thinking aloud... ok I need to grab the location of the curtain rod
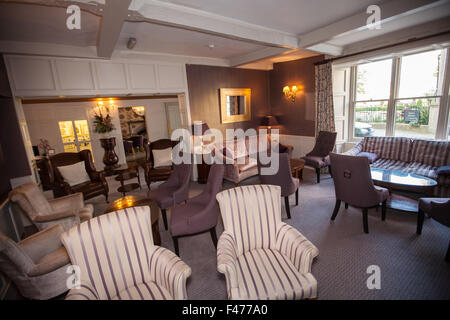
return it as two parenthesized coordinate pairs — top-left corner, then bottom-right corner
(313, 30), (450, 66)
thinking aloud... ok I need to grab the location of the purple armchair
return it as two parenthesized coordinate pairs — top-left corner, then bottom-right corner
(417, 198), (450, 262)
(329, 153), (388, 233)
(147, 163), (192, 230)
(302, 131), (337, 183)
(170, 164), (224, 256)
(258, 152), (299, 219)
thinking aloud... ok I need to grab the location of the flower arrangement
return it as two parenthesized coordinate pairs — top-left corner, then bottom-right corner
(38, 139), (51, 156)
(93, 102), (115, 134)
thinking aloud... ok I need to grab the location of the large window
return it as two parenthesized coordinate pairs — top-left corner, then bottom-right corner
(58, 120), (93, 154)
(349, 48), (449, 140)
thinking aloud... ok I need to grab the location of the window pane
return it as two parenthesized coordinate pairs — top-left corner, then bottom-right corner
(394, 98), (439, 139)
(354, 101), (388, 137)
(74, 120), (91, 142)
(79, 142), (93, 156)
(356, 59), (392, 101)
(398, 49), (445, 98)
(63, 144), (78, 153)
(58, 121), (75, 143)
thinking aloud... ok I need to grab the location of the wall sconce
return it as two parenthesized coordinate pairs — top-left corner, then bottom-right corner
(132, 106), (145, 116)
(283, 85), (298, 102)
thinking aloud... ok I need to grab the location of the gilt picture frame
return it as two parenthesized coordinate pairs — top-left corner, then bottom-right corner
(219, 88), (251, 123)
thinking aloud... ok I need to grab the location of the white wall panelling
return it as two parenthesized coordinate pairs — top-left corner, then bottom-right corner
(5, 55), (188, 97)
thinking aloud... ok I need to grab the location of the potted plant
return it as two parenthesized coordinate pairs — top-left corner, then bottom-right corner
(94, 103), (119, 172)
(38, 139), (52, 156)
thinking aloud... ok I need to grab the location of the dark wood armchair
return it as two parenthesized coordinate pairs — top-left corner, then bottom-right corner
(143, 139), (179, 189)
(46, 150), (109, 202)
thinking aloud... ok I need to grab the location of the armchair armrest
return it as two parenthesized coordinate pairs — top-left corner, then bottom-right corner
(149, 246), (191, 300)
(217, 231), (240, 299)
(343, 139), (364, 156)
(33, 210), (80, 231)
(18, 224), (65, 263)
(49, 192), (84, 213)
(90, 170), (106, 182)
(276, 223), (319, 274)
(65, 282), (99, 300)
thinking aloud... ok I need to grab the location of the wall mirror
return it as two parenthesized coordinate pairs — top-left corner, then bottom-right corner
(220, 88), (251, 123)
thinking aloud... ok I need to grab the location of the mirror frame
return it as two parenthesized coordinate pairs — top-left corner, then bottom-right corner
(219, 88), (251, 123)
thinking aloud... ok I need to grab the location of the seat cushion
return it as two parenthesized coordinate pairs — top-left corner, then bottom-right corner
(371, 158), (409, 171)
(111, 282), (173, 300)
(302, 156), (328, 169)
(418, 198), (450, 213)
(405, 162), (438, 179)
(237, 158), (257, 172)
(234, 248), (317, 300)
(71, 181), (104, 194)
(374, 186), (389, 203)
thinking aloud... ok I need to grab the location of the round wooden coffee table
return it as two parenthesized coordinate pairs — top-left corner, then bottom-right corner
(103, 195), (161, 245)
(290, 158), (305, 182)
(114, 165), (141, 197)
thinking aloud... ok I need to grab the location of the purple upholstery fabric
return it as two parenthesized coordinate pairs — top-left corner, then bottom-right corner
(418, 198), (450, 227)
(170, 164), (225, 237)
(258, 152), (298, 197)
(357, 152), (379, 164)
(147, 163), (192, 209)
(301, 131), (337, 169)
(330, 153), (388, 208)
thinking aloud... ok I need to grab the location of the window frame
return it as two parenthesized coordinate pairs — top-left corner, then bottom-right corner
(58, 119), (93, 153)
(347, 47), (450, 142)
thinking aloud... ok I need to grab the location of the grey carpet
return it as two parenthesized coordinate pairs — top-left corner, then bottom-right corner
(86, 167), (450, 300)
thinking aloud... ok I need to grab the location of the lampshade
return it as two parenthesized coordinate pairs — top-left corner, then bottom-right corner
(260, 115), (279, 127)
(192, 121), (210, 136)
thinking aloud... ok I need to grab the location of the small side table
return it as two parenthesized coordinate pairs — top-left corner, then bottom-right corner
(115, 165), (141, 196)
(103, 195), (161, 245)
(290, 158), (305, 182)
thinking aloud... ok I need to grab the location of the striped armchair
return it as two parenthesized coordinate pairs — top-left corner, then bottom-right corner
(61, 206), (191, 300)
(216, 185), (319, 300)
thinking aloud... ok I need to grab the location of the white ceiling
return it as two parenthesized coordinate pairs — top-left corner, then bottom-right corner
(156, 0), (384, 34)
(0, 0), (449, 69)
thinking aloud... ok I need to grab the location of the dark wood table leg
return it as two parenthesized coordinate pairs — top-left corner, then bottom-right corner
(152, 221), (161, 246)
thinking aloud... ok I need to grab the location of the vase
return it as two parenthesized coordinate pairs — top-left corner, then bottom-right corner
(100, 137), (119, 175)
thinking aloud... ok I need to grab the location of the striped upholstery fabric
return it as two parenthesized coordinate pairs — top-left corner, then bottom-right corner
(216, 185), (319, 300)
(411, 140), (450, 167)
(362, 137), (412, 162)
(62, 206), (191, 300)
(371, 159), (410, 171)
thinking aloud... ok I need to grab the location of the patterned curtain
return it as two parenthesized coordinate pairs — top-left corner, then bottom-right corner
(315, 62), (335, 135)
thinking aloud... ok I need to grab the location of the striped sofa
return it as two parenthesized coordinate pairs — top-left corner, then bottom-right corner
(345, 137), (450, 196)
(61, 206), (191, 300)
(216, 185), (319, 300)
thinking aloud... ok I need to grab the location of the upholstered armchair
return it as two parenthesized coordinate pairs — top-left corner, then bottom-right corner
(148, 163), (192, 230)
(417, 198), (450, 262)
(302, 131), (337, 183)
(9, 182), (93, 231)
(216, 185), (319, 300)
(329, 153), (388, 233)
(0, 224), (70, 300)
(47, 150), (109, 202)
(62, 207), (191, 300)
(170, 164), (224, 256)
(258, 152), (299, 219)
(143, 139), (179, 189)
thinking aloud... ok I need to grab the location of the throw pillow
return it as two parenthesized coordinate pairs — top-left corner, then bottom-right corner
(357, 152), (379, 164)
(57, 161), (90, 186)
(153, 147), (173, 168)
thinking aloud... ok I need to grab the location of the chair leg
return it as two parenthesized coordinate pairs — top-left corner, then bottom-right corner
(316, 168), (321, 183)
(284, 196), (291, 219)
(417, 209), (425, 235)
(210, 227), (218, 249)
(328, 165), (332, 177)
(331, 200), (341, 220)
(362, 208), (369, 234)
(445, 241), (450, 263)
(299, 168), (303, 180)
(105, 193), (109, 203)
(295, 188), (299, 206)
(345, 202), (349, 209)
(381, 200), (387, 221)
(172, 237), (179, 256)
(161, 209), (168, 230)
